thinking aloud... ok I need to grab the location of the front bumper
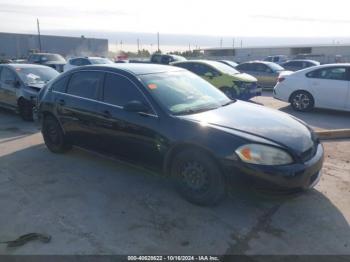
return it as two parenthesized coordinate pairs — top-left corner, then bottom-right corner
(222, 143), (324, 190)
(239, 87), (262, 100)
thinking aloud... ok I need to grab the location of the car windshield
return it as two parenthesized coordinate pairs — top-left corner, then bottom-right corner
(140, 70), (231, 115)
(89, 58), (113, 64)
(16, 67), (59, 84)
(268, 62), (284, 71)
(222, 60), (238, 67)
(205, 60), (240, 74)
(172, 55), (187, 62)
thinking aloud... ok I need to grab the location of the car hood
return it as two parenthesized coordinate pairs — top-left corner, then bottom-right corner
(27, 83), (46, 90)
(231, 72), (257, 82)
(178, 101), (314, 153)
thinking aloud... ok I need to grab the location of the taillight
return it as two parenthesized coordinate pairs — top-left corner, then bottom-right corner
(277, 77), (285, 83)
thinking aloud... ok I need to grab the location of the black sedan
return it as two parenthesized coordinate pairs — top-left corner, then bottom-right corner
(37, 64), (324, 205)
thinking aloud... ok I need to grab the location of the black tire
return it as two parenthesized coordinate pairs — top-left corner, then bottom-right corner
(42, 115), (72, 153)
(171, 149), (226, 206)
(18, 99), (34, 121)
(220, 86), (238, 100)
(290, 91), (314, 112)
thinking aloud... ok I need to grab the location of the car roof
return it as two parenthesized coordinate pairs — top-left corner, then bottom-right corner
(74, 63), (183, 76)
(309, 63), (350, 68)
(284, 59), (320, 63)
(1, 63), (53, 69)
(219, 60), (237, 63)
(291, 63), (350, 75)
(30, 53), (60, 56)
(239, 60), (276, 66)
(173, 59), (217, 66)
(70, 57), (106, 60)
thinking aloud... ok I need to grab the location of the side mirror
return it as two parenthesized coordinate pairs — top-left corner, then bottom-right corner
(124, 100), (150, 113)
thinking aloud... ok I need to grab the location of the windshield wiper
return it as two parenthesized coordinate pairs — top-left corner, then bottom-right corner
(221, 100), (236, 107)
(175, 106), (219, 115)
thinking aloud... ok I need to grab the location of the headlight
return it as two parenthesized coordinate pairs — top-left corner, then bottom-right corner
(235, 144), (293, 165)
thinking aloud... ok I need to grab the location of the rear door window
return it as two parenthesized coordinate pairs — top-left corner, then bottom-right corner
(0, 68), (16, 82)
(67, 71), (104, 99)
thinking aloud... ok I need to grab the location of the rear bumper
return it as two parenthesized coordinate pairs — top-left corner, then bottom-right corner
(222, 143), (324, 190)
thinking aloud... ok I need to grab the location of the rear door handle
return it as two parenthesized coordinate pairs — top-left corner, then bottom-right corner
(101, 110), (111, 118)
(58, 99), (65, 106)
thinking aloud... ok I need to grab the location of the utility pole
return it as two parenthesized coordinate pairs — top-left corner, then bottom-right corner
(232, 38), (235, 49)
(240, 40), (243, 48)
(137, 38), (140, 53)
(220, 38), (223, 48)
(120, 40), (123, 51)
(157, 32), (160, 53)
(37, 18), (42, 52)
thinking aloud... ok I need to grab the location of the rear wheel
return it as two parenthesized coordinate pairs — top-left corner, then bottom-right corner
(42, 115), (72, 153)
(220, 86), (238, 100)
(18, 99), (34, 121)
(290, 91), (314, 112)
(171, 149), (226, 206)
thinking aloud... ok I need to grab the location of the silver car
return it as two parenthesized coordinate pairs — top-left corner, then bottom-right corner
(236, 61), (285, 88)
(280, 59), (320, 72)
(0, 64), (59, 120)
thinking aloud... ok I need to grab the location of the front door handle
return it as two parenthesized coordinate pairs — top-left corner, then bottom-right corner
(58, 99), (65, 106)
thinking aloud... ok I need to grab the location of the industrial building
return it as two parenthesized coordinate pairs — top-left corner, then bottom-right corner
(202, 44), (350, 64)
(0, 32), (108, 59)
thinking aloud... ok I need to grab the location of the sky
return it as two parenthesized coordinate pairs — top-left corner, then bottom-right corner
(1, 0), (350, 51)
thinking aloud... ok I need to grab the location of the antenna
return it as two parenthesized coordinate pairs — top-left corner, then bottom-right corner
(157, 32), (160, 52)
(37, 18), (42, 52)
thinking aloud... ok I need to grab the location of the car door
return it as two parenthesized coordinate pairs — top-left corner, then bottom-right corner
(0, 67), (19, 107)
(95, 72), (163, 169)
(307, 66), (349, 109)
(55, 70), (104, 147)
(256, 63), (277, 88)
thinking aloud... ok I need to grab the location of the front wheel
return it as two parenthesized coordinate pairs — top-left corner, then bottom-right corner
(290, 91), (314, 112)
(171, 149), (226, 206)
(42, 115), (72, 153)
(18, 99), (34, 121)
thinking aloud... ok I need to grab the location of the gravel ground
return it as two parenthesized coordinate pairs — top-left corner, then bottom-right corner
(0, 95), (349, 255)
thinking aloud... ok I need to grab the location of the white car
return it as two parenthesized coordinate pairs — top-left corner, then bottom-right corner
(274, 64), (350, 112)
(64, 57), (113, 71)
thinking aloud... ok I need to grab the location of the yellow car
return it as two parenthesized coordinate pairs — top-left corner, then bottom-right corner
(172, 60), (261, 100)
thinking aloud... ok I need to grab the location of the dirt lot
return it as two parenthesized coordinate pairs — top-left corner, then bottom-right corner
(0, 93), (349, 255)
(252, 92), (350, 131)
